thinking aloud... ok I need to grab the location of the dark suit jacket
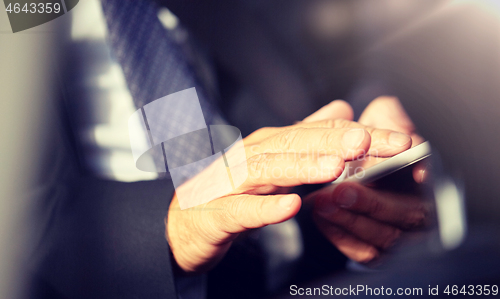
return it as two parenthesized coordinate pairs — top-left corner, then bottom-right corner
(29, 99), (178, 298)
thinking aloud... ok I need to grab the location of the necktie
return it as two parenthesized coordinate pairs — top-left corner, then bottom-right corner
(100, 2), (225, 298)
(101, 0), (225, 179)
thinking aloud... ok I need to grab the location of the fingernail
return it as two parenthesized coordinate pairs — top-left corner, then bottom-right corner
(279, 195), (296, 210)
(336, 188), (357, 208)
(388, 132), (411, 147)
(317, 155), (342, 175)
(342, 129), (366, 149)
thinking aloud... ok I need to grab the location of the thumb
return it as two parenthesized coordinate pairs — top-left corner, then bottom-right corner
(211, 193), (301, 234)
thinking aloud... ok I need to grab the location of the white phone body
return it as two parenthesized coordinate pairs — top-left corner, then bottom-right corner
(332, 141), (432, 185)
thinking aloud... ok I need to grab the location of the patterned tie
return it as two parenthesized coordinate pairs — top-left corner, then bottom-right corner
(101, 0), (226, 179)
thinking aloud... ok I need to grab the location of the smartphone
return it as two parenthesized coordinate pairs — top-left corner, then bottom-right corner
(332, 141), (432, 185)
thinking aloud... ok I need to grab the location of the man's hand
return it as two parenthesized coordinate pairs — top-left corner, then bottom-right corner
(308, 181), (433, 262)
(308, 96), (433, 263)
(166, 100), (412, 274)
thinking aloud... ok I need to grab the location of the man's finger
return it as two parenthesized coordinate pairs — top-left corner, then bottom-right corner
(315, 182), (432, 229)
(314, 205), (402, 250)
(314, 221), (379, 263)
(412, 160), (431, 184)
(233, 153), (344, 194)
(209, 193), (301, 235)
(258, 124), (411, 160)
(302, 100), (354, 123)
(259, 127), (370, 160)
(245, 118), (354, 144)
(248, 119), (411, 159)
(327, 118), (413, 157)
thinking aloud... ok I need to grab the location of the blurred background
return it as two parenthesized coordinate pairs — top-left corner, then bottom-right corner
(1, 0), (500, 298)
